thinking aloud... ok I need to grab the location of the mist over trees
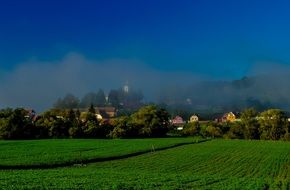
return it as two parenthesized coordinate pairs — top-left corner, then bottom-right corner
(53, 87), (144, 111)
(53, 94), (80, 110)
(158, 75), (290, 115)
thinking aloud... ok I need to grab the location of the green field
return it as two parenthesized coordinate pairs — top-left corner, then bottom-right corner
(1, 139), (290, 189)
(0, 138), (198, 168)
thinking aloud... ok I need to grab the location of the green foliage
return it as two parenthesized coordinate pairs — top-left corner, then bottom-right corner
(258, 109), (288, 140)
(83, 120), (99, 137)
(109, 106), (170, 138)
(182, 122), (200, 136)
(129, 105), (170, 137)
(240, 108), (259, 139)
(219, 122), (231, 135)
(88, 104), (96, 114)
(48, 118), (68, 138)
(2, 106), (290, 141)
(53, 93), (80, 109)
(109, 116), (132, 138)
(0, 108), (34, 139)
(201, 122), (222, 138)
(227, 122), (244, 139)
(0, 108), (13, 118)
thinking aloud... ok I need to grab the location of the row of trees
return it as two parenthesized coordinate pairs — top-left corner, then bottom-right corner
(0, 105), (170, 140)
(1, 106), (289, 141)
(54, 88), (143, 110)
(181, 108), (290, 141)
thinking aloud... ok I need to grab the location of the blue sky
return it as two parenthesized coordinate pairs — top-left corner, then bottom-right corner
(1, 0), (290, 78)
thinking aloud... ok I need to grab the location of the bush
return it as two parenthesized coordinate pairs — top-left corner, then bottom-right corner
(227, 122), (244, 139)
(203, 122), (222, 138)
(182, 122), (200, 136)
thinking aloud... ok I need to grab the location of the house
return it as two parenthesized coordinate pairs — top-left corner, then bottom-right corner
(25, 109), (38, 122)
(75, 106), (116, 121)
(171, 116), (185, 126)
(189, 115), (199, 123)
(221, 112), (237, 122)
(171, 115), (185, 130)
(95, 107), (116, 118)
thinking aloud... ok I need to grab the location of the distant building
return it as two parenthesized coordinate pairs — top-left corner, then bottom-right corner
(123, 81), (129, 93)
(189, 115), (199, 123)
(96, 107), (116, 118)
(25, 109), (38, 122)
(171, 116), (185, 126)
(96, 114), (103, 120)
(75, 106), (116, 120)
(171, 115), (185, 131)
(221, 112), (237, 122)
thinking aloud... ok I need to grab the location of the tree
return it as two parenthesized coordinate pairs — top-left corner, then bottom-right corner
(120, 88), (144, 109)
(258, 109), (288, 140)
(227, 122), (244, 139)
(88, 104), (96, 114)
(54, 93), (80, 109)
(108, 90), (120, 108)
(203, 122), (222, 138)
(75, 109), (81, 120)
(0, 108), (33, 139)
(0, 118), (10, 139)
(240, 108), (259, 139)
(65, 109), (83, 138)
(83, 120), (99, 138)
(109, 116), (131, 138)
(80, 92), (98, 108)
(0, 108), (13, 118)
(183, 122), (200, 136)
(96, 89), (107, 106)
(49, 118), (67, 138)
(129, 105), (170, 137)
(35, 109), (70, 138)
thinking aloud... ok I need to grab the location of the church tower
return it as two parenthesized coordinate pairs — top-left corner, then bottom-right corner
(123, 81), (129, 93)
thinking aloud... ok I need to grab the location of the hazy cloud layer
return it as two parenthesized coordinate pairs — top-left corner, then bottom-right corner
(1, 53), (290, 112)
(0, 53), (203, 111)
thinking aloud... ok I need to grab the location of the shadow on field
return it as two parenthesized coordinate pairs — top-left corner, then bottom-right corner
(0, 139), (210, 170)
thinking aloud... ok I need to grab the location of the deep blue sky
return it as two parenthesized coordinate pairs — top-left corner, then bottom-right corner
(1, 0), (290, 78)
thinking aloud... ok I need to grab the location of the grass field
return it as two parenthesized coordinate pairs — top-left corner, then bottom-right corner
(1, 139), (290, 189)
(0, 138), (199, 168)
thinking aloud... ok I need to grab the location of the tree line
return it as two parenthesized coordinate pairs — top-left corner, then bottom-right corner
(181, 108), (290, 141)
(0, 105), (170, 140)
(54, 88), (143, 110)
(1, 106), (290, 141)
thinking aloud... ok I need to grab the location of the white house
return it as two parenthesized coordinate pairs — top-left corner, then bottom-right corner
(189, 115), (199, 122)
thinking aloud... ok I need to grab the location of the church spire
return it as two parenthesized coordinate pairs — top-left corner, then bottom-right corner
(123, 81), (129, 93)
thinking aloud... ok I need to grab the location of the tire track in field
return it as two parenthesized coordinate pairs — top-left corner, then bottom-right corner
(0, 139), (211, 170)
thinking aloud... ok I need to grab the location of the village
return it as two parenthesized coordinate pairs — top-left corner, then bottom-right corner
(22, 83), (290, 134)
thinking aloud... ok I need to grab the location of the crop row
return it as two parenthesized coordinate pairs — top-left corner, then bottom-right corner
(1, 139), (290, 189)
(0, 138), (198, 168)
